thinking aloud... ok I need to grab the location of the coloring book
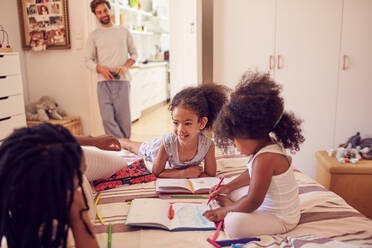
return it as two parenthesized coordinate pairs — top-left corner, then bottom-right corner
(156, 177), (221, 194)
(125, 198), (216, 231)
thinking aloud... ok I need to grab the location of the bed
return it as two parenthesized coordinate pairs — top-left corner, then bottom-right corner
(92, 149), (372, 248)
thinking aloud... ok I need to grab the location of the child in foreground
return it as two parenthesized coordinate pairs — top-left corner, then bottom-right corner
(0, 124), (99, 248)
(120, 83), (228, 178)
(203, 72), (305, 238)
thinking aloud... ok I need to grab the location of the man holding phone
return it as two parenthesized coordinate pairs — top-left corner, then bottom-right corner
(85, 0), (137, 139)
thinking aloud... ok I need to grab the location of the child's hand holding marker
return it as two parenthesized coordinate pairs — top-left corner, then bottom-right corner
(207, 176), (225, 206)
(209, 184), (230, 199)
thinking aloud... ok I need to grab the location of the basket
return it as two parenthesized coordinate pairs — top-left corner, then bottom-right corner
(27, 116), (83, 136)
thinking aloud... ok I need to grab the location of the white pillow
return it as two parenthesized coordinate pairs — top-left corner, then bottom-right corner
(82, 146), (128, 181)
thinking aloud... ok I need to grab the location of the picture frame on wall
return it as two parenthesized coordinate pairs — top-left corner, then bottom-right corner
(17, 0), (71, 51)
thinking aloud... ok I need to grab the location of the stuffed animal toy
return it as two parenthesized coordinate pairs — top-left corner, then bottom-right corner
(26, 96), (67, 121)
(360, 138), (372, 159)
(328, 132), (371, 163)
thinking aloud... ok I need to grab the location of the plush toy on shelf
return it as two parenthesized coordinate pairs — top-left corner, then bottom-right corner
(327, 132), (371, 163)
(26, 96), (67, 122)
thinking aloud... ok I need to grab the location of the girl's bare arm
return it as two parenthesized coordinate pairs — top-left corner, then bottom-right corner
(203, 143), (217, 177)
(227, 155), (275, 213)
(69, 188), (99, 248)
(152, 143), (202, 178)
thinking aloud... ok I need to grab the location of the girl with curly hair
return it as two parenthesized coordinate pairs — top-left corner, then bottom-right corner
(120, 83), (228, 178)
(203, 72), (305, 238)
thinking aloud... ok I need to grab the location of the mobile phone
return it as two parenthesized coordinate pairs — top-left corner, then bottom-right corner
(110, 72), (120, 80)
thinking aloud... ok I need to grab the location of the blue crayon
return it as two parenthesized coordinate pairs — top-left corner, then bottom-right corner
(231, 244), (244, 248)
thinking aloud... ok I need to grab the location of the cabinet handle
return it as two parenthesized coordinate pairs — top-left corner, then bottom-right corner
(342, 55), (349, 70)
(0, 96), (9, 101)
(0, 76), (7, 79)
(277, 55), (282, 69)
(0, 116), (11, 122)
(190, 22), (195, 33)
(269, 55), (275, 70)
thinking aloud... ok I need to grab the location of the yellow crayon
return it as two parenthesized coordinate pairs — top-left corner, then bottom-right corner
(96, 210), (105, 225)
(94, 192), (102, 206)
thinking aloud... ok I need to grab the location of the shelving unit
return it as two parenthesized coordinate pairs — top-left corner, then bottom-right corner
(110, 0), (170, 63)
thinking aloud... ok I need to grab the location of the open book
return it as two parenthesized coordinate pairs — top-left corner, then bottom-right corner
(156, 177), (221, 194)
(125, 198), (216, 231)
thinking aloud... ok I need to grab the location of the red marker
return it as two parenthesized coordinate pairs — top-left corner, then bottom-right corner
(168, 203), (174, 220)
(207, 176), (225, 206)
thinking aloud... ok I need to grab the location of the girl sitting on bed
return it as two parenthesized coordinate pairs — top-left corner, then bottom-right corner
(203, 72), (305, 238)
(0, 124), (99, 248)
(120, 83), (228, 178)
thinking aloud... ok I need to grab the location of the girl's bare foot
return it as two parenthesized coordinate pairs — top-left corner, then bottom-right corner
(215, 195), (234, 207)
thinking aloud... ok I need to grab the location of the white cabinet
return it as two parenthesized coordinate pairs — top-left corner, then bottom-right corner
(129, 63), (168, 121)
(214, 0), (277, 87)
(0, 53), (26, 141)
(214, 0), (371, 178)
(170, 0), (202, 98)
(334, 0), (372, 144)
(274, 0), (343, 178)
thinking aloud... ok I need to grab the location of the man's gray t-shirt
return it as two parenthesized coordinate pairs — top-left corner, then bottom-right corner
(85, 26), (138, 82)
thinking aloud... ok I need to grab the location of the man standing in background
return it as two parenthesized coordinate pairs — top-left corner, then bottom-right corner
(86, 0), (137, 138)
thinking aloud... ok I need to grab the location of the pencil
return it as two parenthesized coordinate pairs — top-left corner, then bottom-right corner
(170, 194), (209, 198)
(107, 223), (112, 248)
(96, 210), (105, 225)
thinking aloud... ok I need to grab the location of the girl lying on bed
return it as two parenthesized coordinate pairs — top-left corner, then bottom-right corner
(203, 72), (305, 238)
(0, 124), (99, 248)
(120, 83), (228, 178)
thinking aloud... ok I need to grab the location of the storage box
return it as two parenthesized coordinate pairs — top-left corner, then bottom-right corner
(27, 116), (83, 136)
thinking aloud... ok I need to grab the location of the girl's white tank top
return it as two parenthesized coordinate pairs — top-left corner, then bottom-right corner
(247, 143), (300, 225)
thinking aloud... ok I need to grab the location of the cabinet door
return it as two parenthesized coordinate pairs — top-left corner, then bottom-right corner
(275, 0), (343, 177)
(334, 0), (372, 144)
(170, 0), (201, 98)
(213, 0), (276, 88)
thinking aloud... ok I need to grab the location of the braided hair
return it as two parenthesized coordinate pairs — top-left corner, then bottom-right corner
(0, 123), (92, 248)
(169, 83), (229, 130)
(214, 71), (305, 153)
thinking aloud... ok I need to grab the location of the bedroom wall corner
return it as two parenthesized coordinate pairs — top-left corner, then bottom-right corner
(22, 0), (95, 135)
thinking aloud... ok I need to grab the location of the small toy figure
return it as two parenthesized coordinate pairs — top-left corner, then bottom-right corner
(328, 132), (370, 163)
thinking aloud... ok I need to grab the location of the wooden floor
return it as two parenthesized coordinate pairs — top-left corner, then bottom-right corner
(130, 103), (172, 142)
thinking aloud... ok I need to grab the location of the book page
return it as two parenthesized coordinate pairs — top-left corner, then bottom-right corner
(170, 203), (216, 231)
(125, 199), (171, 230)
(190, 177), (220, 192)
(156, 178), (190, 193)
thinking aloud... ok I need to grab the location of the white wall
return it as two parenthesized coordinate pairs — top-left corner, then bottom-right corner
(1, 0), (102, 135)
(0, 0), (29, 103)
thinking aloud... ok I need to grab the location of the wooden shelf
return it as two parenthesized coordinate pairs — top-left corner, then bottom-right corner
(130, 30), (154, 35)
(119, 5), (153, 16)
